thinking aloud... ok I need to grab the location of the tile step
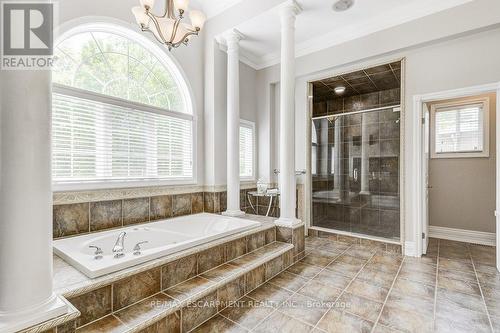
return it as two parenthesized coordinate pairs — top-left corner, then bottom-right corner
(76, 241), (294, 333)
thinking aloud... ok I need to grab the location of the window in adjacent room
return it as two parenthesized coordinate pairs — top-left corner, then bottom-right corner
(431, 97), (489, 158)
(240, 120), (255, 180)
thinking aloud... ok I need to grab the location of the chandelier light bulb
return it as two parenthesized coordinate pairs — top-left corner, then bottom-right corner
(140, 0), (155, 10)
(131, 6), (149, 26)
(174, 0), (190, 13)
(189, 10), (206, 30)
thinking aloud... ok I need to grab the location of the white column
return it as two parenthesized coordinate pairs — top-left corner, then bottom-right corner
(223, 30), (245, 217)
(276, 1), (302, 226)
(0, 70), (67, 332)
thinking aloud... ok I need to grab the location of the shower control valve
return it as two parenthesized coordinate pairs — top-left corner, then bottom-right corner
(133, 241), (149, 255)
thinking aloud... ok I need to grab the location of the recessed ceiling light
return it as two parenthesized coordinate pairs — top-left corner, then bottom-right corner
(333, 0), (354, 12)
(334, 86), (346, 95)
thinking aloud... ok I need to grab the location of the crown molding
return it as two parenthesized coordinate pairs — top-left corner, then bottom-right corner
(221, 0), (476, 70)
(238, 48), (262, 69)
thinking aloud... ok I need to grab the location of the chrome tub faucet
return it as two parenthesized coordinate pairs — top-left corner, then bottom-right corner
(112, 232), (127, 258)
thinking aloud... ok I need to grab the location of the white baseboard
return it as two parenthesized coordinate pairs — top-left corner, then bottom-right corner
(404, 241), (418, 257)
(429, 226), (495, 246)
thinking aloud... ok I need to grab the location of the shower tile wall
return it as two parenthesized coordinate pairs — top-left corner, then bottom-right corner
(312, 88), (401, 240)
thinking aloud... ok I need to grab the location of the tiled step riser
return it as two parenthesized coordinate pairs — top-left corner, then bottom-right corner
(136, 249), (295, 333)
(66, 227), (277, 331)
(73, 243), (294, 333)
(276, 224), (306, 261)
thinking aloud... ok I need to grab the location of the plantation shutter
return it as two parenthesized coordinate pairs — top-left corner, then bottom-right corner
(239, 123), (254, 178)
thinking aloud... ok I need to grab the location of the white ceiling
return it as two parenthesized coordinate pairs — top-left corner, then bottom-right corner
(192, 0), (245, 18)
(215, 0), (474, 69)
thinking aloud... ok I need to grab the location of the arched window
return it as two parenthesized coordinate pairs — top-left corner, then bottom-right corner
(52, 23), (195, 190)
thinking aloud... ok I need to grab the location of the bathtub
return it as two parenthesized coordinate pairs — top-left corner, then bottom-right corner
(53, 213), (261, 278)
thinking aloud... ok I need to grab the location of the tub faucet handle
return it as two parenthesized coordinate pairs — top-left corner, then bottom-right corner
(89, 245), (103, 260)
(133, 241), (148, 256)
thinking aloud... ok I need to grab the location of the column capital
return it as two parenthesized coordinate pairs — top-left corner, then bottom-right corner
(280, 0), (302, 20)
(224, 29), (244, 51)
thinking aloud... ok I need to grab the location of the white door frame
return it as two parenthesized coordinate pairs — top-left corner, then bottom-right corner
(413, 82), (500, 268)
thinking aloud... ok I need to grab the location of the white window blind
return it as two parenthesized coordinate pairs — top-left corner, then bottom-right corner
(52, 93), (193, 184)
(239, 122), (255, 179)
(51, 26), (196, 189)
(435, 103), (484, 154)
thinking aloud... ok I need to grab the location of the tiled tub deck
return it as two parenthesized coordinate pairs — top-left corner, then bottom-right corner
(28, 215), (305, 333)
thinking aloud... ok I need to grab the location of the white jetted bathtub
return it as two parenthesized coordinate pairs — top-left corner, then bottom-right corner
(53, 213), (261, 278)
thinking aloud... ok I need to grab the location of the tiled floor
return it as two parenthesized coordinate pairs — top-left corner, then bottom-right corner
(190, 236), (500, 333)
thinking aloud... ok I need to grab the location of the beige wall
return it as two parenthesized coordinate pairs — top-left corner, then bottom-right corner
(428, 93), (496, 233)
(255, 1), (500, 242)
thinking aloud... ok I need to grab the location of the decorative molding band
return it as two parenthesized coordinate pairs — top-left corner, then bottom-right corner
(202, 182), (257, 193)
(54, 182), (257, 205)
(429, 226), (496, 246)
(53, 185), (205, 205)
(404, 241), (417, 257)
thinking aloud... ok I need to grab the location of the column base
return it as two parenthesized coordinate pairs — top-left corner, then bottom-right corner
(222, 210), (246, 217)
(275, 217), (303, 227)
(0, 294), (68, 333)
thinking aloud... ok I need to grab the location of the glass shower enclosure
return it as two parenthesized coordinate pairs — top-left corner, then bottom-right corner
(311, 106), (401, 241)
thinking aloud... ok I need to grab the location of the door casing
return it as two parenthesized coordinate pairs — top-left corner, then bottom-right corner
(413, 82), (500, 269)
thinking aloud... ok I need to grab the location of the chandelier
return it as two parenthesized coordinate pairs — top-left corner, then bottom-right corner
(132, 0), (206, 50)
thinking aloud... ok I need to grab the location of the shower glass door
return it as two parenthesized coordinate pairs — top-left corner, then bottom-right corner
(311, 107), (400, 241)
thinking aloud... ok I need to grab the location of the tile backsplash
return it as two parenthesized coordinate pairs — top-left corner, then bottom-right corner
(52, 188), (274, 239)
(52, 185), (307, 239)
(54, 192), (203, 239)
